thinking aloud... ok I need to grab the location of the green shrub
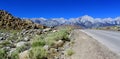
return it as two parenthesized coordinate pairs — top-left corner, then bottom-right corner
(66, 49), (74, 56)
(31, 29), (70, 47)
(29, 47), (48, 59)
(16, 45), (28, 53)
(30, 28), (70, 59)
(0, 45), (3, 48)
(0, 40), (11, 47)
(56, 29), (69, 41)
(11, 51), (19, 59)
(45, 37), (56, 46)
(32, 39), (46, 47)
(46, 29), (69, 41)
(7, 36), (17, 41)
(42, 29), (69, 46)
(0, 49), (6, 59)
(31, 35), (46, 47)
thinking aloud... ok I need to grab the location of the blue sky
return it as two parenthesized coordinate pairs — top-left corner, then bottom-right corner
(0, 0), (120, 18)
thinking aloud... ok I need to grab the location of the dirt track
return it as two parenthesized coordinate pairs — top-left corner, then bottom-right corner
(69, 29), (120, 59)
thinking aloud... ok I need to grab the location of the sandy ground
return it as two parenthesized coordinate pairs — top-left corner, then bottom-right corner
(69, 29), (120, 59)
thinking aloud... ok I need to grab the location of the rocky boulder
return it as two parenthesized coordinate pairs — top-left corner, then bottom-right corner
(19, 50), (29, 59)
(53, 40), (64, 48)
(16, 41), (26, 47)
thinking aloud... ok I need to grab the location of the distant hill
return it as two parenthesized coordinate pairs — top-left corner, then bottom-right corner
(0, 10), (45, 30)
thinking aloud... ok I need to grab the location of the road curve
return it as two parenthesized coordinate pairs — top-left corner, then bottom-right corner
(81, 29), (120, 55)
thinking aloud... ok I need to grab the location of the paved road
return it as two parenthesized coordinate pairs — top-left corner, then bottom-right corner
(70, 30), (120, 59)
(81, 29), (120, 54)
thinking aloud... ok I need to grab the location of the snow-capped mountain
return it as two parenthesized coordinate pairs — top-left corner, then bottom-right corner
(25, 15), (120, 28)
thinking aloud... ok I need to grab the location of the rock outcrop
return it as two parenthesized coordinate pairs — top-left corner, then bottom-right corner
(0, 10), (45, 30)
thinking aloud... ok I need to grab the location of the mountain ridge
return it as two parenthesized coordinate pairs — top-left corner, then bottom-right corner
(26, 15), (120, 28)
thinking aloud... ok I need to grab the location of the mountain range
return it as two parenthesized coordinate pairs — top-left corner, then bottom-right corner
(1, 10), (120, 28)
(25, 15), (120, 28)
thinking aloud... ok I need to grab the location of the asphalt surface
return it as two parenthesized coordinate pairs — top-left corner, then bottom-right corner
(70, 30), (120, 59)
(81, 29), (120, 55)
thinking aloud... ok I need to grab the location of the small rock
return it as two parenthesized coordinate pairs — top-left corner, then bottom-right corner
(54, 56), (59, 59)
(5, 47), (11, 50)
(2, 47), (11, 52)
(16, 41), (26, 47)
(54, 40), (64, 48)
(5, 33), (10, 37)
(60, 55), (65, 59)
(49, 48), (58, 53)
(0, 37), (4, 40)
(43, 28), (51, 32)
(43, 45), (49, 51)
(21, 29), (42, 35)
(52, 30), (57, 32)
(35, 29), (42, 35)
(24, 36), (30, 41)
(21, 29), (26, 35)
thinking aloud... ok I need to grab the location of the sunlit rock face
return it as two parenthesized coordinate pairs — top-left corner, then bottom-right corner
(0, 10), (45, 30)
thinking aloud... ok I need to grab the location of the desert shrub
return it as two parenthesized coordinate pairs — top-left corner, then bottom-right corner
(66, 49), (74, 56)
(10, 44), (29, 59)
(29, 29), (71, 59)
(10, 30), (20, 35)
(0, 49), (7, 59)
(29, 47), (47, 59)
(31, 29), (70, 47)
(7, 36), (17, 41)
(0, 45), (3, 48)
(46, 29), (69, 41)
(7, 30), (22, 42)
(0, 40), (15, 48)
(45, 37), (56, 46)
(55, 29), (69, 41)
(32, 39), (46, 47)
(11, 50), (19, 59)
(42, 29), (69, 46)
(30, 35), (48, 59)
(16, 45), (29, 53)
(31, 35), (46, 47)
(0, 40), (11, 47)
(0, 29), (11, 33)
